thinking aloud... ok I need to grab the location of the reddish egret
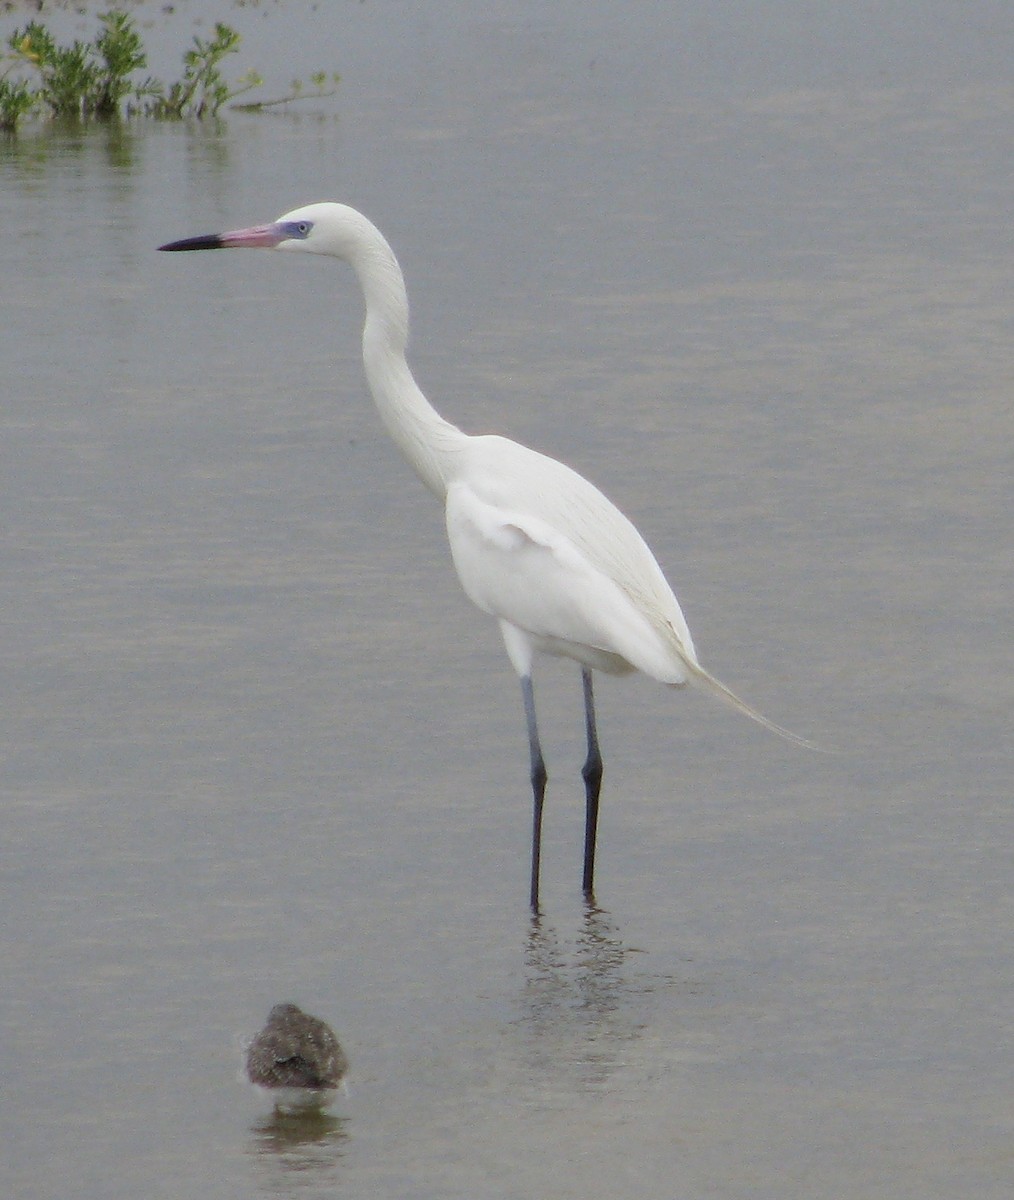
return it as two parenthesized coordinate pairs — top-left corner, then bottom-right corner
(160, 202), (809, 908)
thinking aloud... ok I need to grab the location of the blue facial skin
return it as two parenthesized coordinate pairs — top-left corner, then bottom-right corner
(278, 220), (313, 241)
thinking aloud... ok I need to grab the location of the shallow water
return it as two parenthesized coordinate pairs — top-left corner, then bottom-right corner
(2, 3), (1012, 1198)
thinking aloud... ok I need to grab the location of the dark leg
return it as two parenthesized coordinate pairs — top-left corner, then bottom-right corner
(521, 674), (547, 911)
(581, 668), (603, 897)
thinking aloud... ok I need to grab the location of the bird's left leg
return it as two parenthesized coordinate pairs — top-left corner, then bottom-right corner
(521, 674), (548, 911)
(580, 667), (603, 896)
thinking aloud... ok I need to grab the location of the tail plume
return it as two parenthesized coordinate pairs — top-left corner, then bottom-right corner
(683, 660), (823, 751)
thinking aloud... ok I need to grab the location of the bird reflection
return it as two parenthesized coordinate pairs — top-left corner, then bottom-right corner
(251, 1108), (348, 1152)
(248, 1109), (349, 1188)
(519, 903), (645, 1088)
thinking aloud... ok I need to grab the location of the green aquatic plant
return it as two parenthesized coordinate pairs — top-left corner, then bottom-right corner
(8, 21), (99, 118)
(146, 22), (261, 120)
(2, 31), (42, 130)
(0, 76), (36, 132)
(0, 9), (339, 132)
(232, 71), (342, 112)
(6, 13), (145, 118)
(4, 14), (147, 122)
(92, 9), (148, 117)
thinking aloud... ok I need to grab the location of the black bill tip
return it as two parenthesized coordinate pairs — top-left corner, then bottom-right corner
(157, 234), (225, 252)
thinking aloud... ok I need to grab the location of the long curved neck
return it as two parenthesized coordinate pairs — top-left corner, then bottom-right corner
(348, 230), (466, 500)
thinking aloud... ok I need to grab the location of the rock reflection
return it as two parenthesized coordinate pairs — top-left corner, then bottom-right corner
(248, 1109), (348, 1191)
(519, 903), (647, 1089)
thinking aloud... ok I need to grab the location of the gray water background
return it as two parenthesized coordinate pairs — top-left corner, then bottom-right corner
(1, 2), (1011, 1197)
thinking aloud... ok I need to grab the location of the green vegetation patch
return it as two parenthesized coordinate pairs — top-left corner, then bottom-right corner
(1, 8), (339, 131)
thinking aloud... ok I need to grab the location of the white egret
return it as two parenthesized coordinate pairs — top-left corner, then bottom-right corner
(245, 1002), (348, 1113)
(160, 202), (809, 909)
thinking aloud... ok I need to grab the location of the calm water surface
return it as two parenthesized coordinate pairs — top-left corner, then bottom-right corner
(2, 3), (1012, 1197)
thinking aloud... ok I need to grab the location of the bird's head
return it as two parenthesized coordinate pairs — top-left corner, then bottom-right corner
(158, 201), (372, 261)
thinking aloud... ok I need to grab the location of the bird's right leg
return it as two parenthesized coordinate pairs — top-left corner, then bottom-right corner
(520, 674), (547, 911)
(580, 667), (603, 898)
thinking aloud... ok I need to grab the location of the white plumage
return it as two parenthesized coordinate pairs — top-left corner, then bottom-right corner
(160, 201), (809, 908)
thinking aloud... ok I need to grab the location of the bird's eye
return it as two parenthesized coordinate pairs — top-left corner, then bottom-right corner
(280, 220), (313, 241)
